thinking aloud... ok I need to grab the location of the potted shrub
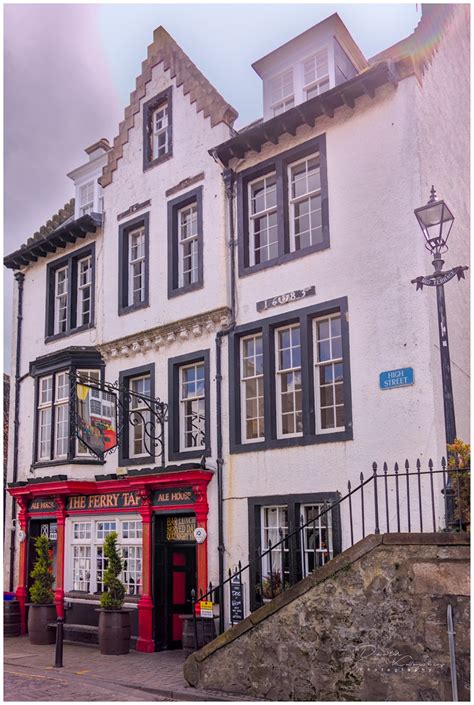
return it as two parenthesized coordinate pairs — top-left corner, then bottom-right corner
(448, 439), (470, 530)
(97, 532), (131, 655)
(28, 534), (56, 645)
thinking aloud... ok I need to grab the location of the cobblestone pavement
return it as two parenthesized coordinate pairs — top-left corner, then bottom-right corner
(3, 637), (242, 702)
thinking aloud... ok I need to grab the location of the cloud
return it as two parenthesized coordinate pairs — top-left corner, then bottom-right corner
(4, 4), (122, 369)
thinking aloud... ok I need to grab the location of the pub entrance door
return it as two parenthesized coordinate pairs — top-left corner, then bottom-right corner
(26, 519), (58, 615)
(153, 514), (197, 650)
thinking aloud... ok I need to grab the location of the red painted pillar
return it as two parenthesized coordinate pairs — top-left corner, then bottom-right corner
(54, 497), (66, 619)
(136, 491), (154, 653)
(15, 498), (28, 634)
(194, 483), (209, 596)
(196, 510), (208, 596)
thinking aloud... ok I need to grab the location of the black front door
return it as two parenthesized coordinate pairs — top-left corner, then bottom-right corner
(153, 515), (196, 650)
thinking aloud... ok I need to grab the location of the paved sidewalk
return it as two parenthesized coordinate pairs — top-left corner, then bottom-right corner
(3, 636), (251, 702)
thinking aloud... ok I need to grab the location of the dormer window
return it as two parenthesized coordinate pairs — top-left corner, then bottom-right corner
(79, 181), (95, 216)
(270, 69), (294, 116)
(303, 49), (330, 100)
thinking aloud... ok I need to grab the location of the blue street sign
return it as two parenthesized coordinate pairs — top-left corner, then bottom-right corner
(379, 367), (414, 390)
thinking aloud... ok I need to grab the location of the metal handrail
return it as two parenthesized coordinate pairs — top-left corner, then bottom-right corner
(192, 459), (469, 620)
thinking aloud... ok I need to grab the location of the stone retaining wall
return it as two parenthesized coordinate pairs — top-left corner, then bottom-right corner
(184, 533), (470, 701)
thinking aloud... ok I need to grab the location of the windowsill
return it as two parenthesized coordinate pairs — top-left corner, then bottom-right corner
(168, 280), (203, 299)
(230, 429), (353, 454)
(168, 446), (211, 462)
(32, 458), (106, 469)
(118, 300), (149, 316)
(241, 240), (330, 277)
(143, 151), (173, 172)
(65, 591), (140, 604)
(45, 323), (95, 344)
(119, 454), (155, 467)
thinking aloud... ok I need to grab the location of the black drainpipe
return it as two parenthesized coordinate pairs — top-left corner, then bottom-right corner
(9, 271), (25, 592)
(215, 167), (236, 634)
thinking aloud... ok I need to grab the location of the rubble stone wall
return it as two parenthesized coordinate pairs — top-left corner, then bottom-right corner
(184, 533), (470, 701)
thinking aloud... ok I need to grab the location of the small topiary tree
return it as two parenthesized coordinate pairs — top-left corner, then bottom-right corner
(100, 531), (125, 610)
(29, 534), (55, 604)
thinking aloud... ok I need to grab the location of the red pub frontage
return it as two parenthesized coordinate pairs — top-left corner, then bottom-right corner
(8, 465), (213, 652)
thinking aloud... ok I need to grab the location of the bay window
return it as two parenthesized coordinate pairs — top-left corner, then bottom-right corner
(229, 297), (352, 452)
(31, 348), (104, 466)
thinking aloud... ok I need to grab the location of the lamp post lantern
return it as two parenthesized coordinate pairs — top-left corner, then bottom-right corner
(411, 186), (468, 448)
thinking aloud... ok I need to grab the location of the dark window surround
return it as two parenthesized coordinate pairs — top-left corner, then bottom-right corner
(118, 212), (150, 316)
(31, 348), (104, 468)
(143, 87), (173, 172)
(168, 349), (211, 462)
(229, 296), (352, 454)
(248, 491), (342, 612)
(237, 134), (329, 277)
(45, 242), (96, 343)
(167, 186), (204, 298)
(118, 363), (156, 466)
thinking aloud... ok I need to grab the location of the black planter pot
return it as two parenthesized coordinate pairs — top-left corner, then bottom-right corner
(27, 604), (56, 645)
(98, 609), (131, 655)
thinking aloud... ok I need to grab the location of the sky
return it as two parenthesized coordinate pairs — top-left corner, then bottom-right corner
(3, 2), (421, 370)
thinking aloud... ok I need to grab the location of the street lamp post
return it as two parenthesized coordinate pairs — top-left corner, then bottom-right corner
(411, 187), (468, 525)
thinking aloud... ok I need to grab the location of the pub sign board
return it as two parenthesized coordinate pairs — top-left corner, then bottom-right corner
(379, 367), (414, 390)
(66, 487), (197, 512)
(230, 578), (244, 623)
(28, 497), (57, 514)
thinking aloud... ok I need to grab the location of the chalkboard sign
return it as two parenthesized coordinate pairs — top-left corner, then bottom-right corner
(230, 580), (244, 623)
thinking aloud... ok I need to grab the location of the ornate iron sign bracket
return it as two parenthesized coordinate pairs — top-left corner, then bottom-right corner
(70, 372), (168, 466)
(411, 265), (468, 290)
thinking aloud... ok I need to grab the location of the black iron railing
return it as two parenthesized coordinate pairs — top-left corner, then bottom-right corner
(191, 458), (469, 641)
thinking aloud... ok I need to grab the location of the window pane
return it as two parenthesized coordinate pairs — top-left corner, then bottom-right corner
(314, 315), (345, 432)
(180, 363), (205, 449)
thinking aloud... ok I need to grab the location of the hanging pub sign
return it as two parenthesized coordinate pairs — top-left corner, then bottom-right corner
(76, 381), (118, 457)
